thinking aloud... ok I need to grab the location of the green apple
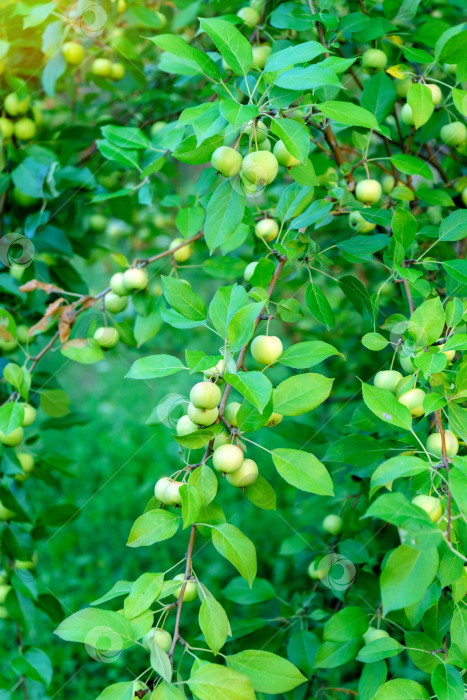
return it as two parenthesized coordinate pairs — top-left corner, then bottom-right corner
(265, 412), (283, 427)
(226, 458), (258, 487)
(426, 83), (442, 105)
(349, 211), (376, 233)
(151, 121), (167, 136)
(187, 403), (219, 426)
(322, 514), (343, 535)
(251, 335), (283, 365)
(362, 48), (387, 73)
(273, 139), (301, 167)
(0, 501), (15, 520)
(176, 415), (198, 436)
(355, 179), (382, 204)
(12, 187), (37, 207)
(203, 360), (226, 379)
(0, 606), (8, 619)
(62, 41), (85, 65)
(427, 206), (442, 225)
(237, 6), (260, 27)
(110, 272), (127, 296)
(374, 370), (403, 393)
(123, 268), (148, 291)
(241, 151), (279, 186)
(400, 103), (414, 126)
(92, 58), (112, 78)
(0, 427), (23, 447)
(307, 559), (326, 579)
(211, 146), (243, 177)
(105, 292), (129, 313)
(317, 167), (339, 187)
(399, 354), (414, 373)
(438, 343), (455, 362)
(462, 186), (467, 206)
(14, 118), (36, 141)
(110, 62), (125, 81)
(396, 78), (412, 98)
(224, 402), (241, 427)
(4, 93), (30, 116)
(15, 552), (38, 569)
(213, 431), (231, 450)
(382, 175), (395, 195)
(426, 430), (459, 458)
(244, 262), (258, 282)
(190, 382), (222, 410)
(165, 480), (183, 506)
(17, 325), (30, 345)
(89, 214), (107, 231)
(440, 122), (467, 147)
(155, 477), (172, 502)
(397, 387), (425, 417)
(170, 238), (193, 262)
(255, 218), (279, 241)
(412, 494), (443, 522)
(252, 45), (271, 70)
(17, 453), (34, 474)
(173, 574), (198, 602)
(143, 627), (172, 653)
(0, 585), (11, 604)
(0, 117), (13, 139)
(363, 627), (389, 644)
(94, 327), (119, 348)
(245, 120), (268, 143)
(212, 444), (244, 473)
(22, 403), (36, 426)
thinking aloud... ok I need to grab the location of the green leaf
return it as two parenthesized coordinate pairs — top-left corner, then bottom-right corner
(273, 373), (333, 416)
(54, 608), (135, 649)
(188, 663), (256, 700)
(319, 101), (380, 130)
(272, 448), (334, 495)
(97, 141), (140, 170)
(278, 340), (341, 368)
(358, 661), (388, 700)
(443, 259), (467, 285)
(95, 682), (133, 700)
(219, 100), (258, 128)
(127, 509), (179, 548)
(264, 40), (326, 72)
(224, 371), (272, 412)
(0, 402), (24, 435)
(381, 545), (439, 614)
(226, 650), (306, 693)
(392, 207), (418, 250)
(390, 155), (433, 181)
(305, 281), (335, 329)
(151, 683), (186, 700)
(314, 639), (361, 668)
(439, 210), (467, 241)
(180, 483), (203, 528)
(199, 596), (230, 655)
(244, 475), (276, 510)
(101, 125), (150, 149)
(188, 465), (217, 506)
(40, 389), (71, 418)
(431, 663), (464, 700)
(361, 382), (413, 431)
(91, 581), (133, 607)
(439, 29), (467, 63)
(224, 577), (276, 605)
(274, 65), (342, 90)
(205, 180), (246, 253)
(370, 456), (428, 496)
(126, 354), (185, 379)
(373, 679), (430, 700)
(362, 333), (389, 351)
(124, 573), (163, 619)
(12, 647), (52, 686)
(338, 275), (373, 317)
(407, 84), (434, 128)
(150, 638), (172, 683)
(174, 425), (225, 449)
(276, 183), (314, 222)
(61, 339), (105, 365)
(270, 118), (309, 162)
(408, 297), (445, 346)
(150, 34), (220, 80)
(227, 301), (264, 351)
(361, 72), (397, 122)
(324, 607), (368, 642)
(199, 18), (252, 76)
(161, 276), (207, 321)
(212, 524), (257, 586)
(357, 638), (404, 663)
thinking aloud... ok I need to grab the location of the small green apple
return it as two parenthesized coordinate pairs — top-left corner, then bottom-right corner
(92, 58), (112, 78)
(363, 627), (389, 644)
(362, 48), (387, 73)
(461, 186), (467, 206)
(226, 458), (259, 487)
(349, 211), (376, 233)
(17, 452), (34, 475)
(0, 117), (13, 139)
(241, 151), (279, 186)
(382, 175), (395, 195)
(438, 343), (455, 362)
(165, 480), (183, 506)
(212, 444), (244, 473)
(211, 146), (243, 177)
(237, 6), (260, 27)
(4, 93), (30, 116)
(93, 327), (119, 348)
(176, 415), (198, 436)
(399, 354), (414, 373)
(412, 494), (443, 522)
(244, 262), (258, 282)
(245, 120), (269, 143)
(110, 272), (127, 296)
(255, 218), (279, 242)
(265, 412), (283, 427)
(14, 118), (36, 141)
(155, 477), (172, 503)
(307, 559), (326, 579)
(400, 103), (414, 126)
(190, 382), (222, 410)
(105, 292), (129, 313)
(173, 574), (198, 602)
(322, 514), (343, 535)
(252, 45), (271, 70)
(62, 41), (85, 66)
(0, 427), (23, 447)
(15, 551), (38, 570)
(89, 214), (107, 232)
(213, 431), (231, 450)
(440, 121), (467, 147)
(123, 268), (148, 291)
(143, 627), (172, 653)
(187, 403), (219, 426)
(21, 403), (36, 427)
(273, 139), (301, 167)
(395, 78), (412, 98)
(170, 238), (193, 262)
(203, 360), (225, 379)
(251, 335), (283, 365)
(355, 179), (382, 204)
(374, 370), (403, 393)
(224, 402), (241, 427)
(426, 430), (458, 458)
(110, 62), (125, 81)
(0, 501), (15, 520)
(397, 387), (425, 417)
(426, 83), (442, 105)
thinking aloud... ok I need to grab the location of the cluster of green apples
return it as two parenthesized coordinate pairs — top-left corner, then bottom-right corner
(62, 41), (125, 81)
(105, 267), (149, 314)
(0, 401), (37, 482)
(1, 91), (39, 142)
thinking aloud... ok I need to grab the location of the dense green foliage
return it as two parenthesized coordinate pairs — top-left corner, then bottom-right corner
(1, 0), (467, 699)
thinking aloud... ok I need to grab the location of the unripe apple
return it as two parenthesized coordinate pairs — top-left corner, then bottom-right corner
(0, 427), (23, 447)
(4, 93), (30, 116)
(0, 117), (14, 139)
(176, 415), (198, 436)
(170, 238), (193, 263)
(438, 343), (455, 362)
(143, 627), (172, 653)
(265, 412), (283, 427)
(400, 103), (414, 126)
(256, 138), (272, 152)
(374, 370), (403, 394)
(212, 444), (244, 473)
(151, 121), (167, 136)
(251, 335), (283, 365)
(187, 403), (219, 426)
(12, 187), (36, 208)
(349, 211), (376, 233)
(396, 78), (412, 98)
(362, 48), (387, 73)
(89, 214), (107, 231)
(462, 186), (467, 206)
(245, 120), (268, 143)
(94, 327), (119, 348)
(399, 355), (414, 373)
(440, 122), (467, 147)
(62, 41), (85, 65)
(117, 0), (127, 12)
(110, 272), (127, 296)
(173, 574), (198, 601)
(123, 268), (148, 291)
(92, 58), (112, 78)
(307, 559), (326, 579)
(240, 174), (259, 194)
(252, 45), (271, 70)
(213, 431), (231, 450)
(17, 452), (34, 474)
(322, 514), (343, 535)
(22, 404), (36, 427)
(397, 387), (425, 417)
(203, 360), (226, 379)
(255, 218), (279, 241)
(110, 62), (125, 81)
(382, 175), (395, 195)
(211, 146), (243, 178)
(0, 606), (8, 619)
(190, 382), (222, 410)
(14, 118), (36, 141)
(15, 551), (38, 570)
(363, 627), (389, 644)
(165, 480), (182, 506)
(244, 262), (258, 282)
(0, 501), (15, 520)
(237, 6), (260, 27)
(317, 166), (339, 187)
(273, 139), (301, 168)
(241, 151), (279, 185)
(17, 325), (30, 345)
(355, 179), (382, 205)
(427, 206), (442, 225)
(426, 430), (459, 458)
(153, 11), (167, 28)
(412, 494), (443, 522)
(226, 458), (258, 487)
(105, 292), (129, 313)
(426, 83), (442, 105)
(224, 402), (241, 427)
(155, 477), (172, 502)
(0, 585), (11, 604)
